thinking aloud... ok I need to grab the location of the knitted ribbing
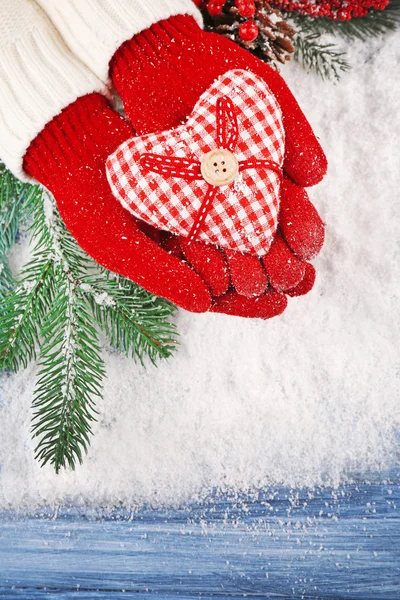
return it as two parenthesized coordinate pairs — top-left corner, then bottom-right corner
(0, 0), (103, 181)
(35, 0), (202, 83)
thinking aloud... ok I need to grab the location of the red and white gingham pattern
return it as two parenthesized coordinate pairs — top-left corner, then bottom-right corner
(106, 69), (285, 257)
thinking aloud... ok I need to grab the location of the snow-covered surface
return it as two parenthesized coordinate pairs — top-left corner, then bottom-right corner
(0, 32), (399, 510)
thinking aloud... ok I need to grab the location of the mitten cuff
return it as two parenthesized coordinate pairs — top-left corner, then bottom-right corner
(36, 0), (203, 84)
(110, 15), (206, 132)
(0, 0), (104, 182)
(23, 93), (131, 185)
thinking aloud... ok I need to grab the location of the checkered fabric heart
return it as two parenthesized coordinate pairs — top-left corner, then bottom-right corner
(106, 69), (285, 257)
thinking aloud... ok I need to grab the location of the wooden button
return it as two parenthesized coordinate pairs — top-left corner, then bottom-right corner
(200, 149), (239, 187)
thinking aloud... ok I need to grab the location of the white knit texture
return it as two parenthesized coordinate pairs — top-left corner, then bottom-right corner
(0, 0), (104, 181)
(36, 0), (203, 83)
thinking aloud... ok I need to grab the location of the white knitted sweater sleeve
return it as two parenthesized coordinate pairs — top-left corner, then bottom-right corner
(35, 0), (203, 83)
(0, 0), (104, 181)
(0, 0), (202, 181)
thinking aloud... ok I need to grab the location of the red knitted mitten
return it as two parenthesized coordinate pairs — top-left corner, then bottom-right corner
(109, 16), (327, 313)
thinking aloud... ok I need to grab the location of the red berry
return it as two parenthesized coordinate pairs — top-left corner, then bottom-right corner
(235, 0), (256, 18)
(207, 0), (224, 15)
(239, 20), (259, 42)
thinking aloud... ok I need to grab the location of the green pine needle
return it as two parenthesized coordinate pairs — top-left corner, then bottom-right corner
(0, 258), (54, 371)
(290, 0), (400, 80)
(0, 175), (52, 370)
(0, 165), (41, 296)
(0, 256), (14, 296)
(83, 273), (177, 366)
(32, 271), (105, 473)
(0, 165), (178, 472)
(0, 164), (29, 254)
(294, 32), (351, 81)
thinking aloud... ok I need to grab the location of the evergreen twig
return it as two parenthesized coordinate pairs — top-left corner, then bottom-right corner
(0, 165), (40, 296)
(0, 181), (53, 370)
(0, 166), (178, 472)
(32, 272), (105, 472)
(288, 0), (400, 80)
(294, 32), (351, 81)
(28, 194), (105, 472)
(83, 274), (177, 366)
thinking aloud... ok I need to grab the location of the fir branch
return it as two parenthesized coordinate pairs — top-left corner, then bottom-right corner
(0, 165), (26, 254)
(0, 161), (178, 473)
(82, 274), (177, 365)
(28, 194), (105, 471)
(32, 270), (105, 473)
(42, 195), (178, 364)
(0, 255), (14, 296)
(294, 31), (351, 81)
(0, 184), (64, 371)
(0, 259), (54, 371)
(0, 164), (41, 295)
(291, 0), (400, 42)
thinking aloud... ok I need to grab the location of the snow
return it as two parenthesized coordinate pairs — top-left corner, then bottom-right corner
(1, 31), (399, 510)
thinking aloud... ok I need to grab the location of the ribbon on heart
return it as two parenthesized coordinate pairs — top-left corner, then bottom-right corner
(140, 96), (282, 245)
(107, 69), (286, 256)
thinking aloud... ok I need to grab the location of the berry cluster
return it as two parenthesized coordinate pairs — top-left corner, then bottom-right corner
(270, 0), (389, 20)
(193, 0), (296, 64)
(194, 0), (261, 41)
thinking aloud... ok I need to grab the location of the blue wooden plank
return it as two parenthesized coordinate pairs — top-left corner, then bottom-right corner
(0, 468), (399, 599)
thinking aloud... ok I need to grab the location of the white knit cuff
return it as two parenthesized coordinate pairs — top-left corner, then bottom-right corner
(0, 0), (105, 182)
(36, 0), (203, 84)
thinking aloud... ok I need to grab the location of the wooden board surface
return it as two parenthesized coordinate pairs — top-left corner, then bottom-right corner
(0, 467), (399, 599)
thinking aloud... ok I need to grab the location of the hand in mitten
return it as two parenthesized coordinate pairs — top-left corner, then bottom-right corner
(108, 16), (327, 314)
(24, 93), (289, 319)
(24, 16), (326, 319)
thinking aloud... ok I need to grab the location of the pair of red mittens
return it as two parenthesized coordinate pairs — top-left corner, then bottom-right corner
(24, 16), (326, 319)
